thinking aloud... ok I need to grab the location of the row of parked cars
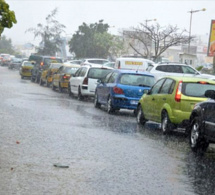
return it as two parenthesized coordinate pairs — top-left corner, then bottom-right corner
(17, 55), (215, 154)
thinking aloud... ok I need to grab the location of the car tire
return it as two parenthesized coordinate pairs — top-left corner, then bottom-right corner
(136, 105), (146, 125)
(68, 83), (73, 97)
(189, 117), (209, 153)
(21, 75), (24, 79)
(31, 76), (35, 82)
(94, 92), (101, 108)
(107, 96), (115, 114)
(77, 87), (83, 101)
(59, 83), (62, 93)
(161, 111), (173, 134)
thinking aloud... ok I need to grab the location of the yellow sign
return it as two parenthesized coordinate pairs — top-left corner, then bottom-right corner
(208, 20), (215, 57)
(125, 61), (143, 66)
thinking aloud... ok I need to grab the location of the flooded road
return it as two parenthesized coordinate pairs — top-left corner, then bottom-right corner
(1, 66), (215, 195)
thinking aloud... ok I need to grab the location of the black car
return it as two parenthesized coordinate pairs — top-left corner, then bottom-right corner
(189, 90), (215, 153)
(29, 55), (63, 83)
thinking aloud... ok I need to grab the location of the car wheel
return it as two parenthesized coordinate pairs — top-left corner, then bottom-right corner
(21, 75), (24, 79)
(107, 96), (115, 114)
(136, 105), (146, 125)
(31, 76), (35, 82)
(190, 117), (209, 153)
(77, 87), (83, 101)
(94, 92), (101, 108)
(59, 83), (62, 93)
(68, 83), (73, 97)
(161, 111), (173, 134)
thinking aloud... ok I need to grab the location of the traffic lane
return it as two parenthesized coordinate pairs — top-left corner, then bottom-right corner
(0, 67), (215, 194)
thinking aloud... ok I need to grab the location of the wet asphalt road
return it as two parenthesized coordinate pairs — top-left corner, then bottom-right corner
(1, 67), (215, 195)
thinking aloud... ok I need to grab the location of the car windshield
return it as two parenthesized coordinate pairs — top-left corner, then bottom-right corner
(44, 58), (63, 65)
(64, 67), (79, 74)
(182, 82), (215, 97)
(119, 74), (155, 87)
(88, 68), (112, 79)
(50, 63), (62, 69)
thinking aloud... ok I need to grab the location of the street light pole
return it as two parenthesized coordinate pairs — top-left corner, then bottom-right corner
(145, 18), (157, 26)
(188, 8), (206, 54)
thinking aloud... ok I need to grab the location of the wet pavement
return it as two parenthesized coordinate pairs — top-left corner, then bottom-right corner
(1, 66), (215, 195)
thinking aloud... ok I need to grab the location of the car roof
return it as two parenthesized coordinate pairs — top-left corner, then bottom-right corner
(62, 64), (81, 68)
(81, 64), (113, 69)
(161, 75), (215, 83)
(114, 69), (154, 76)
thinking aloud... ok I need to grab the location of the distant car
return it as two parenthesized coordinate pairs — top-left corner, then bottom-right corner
(52, 64), (80, 92)
(8, 57), (22, 69)
(69, 64), (113, 100)
(94, 69), (155, 114)
(189, 90), (215, 153)
(30, 55), (63, 83)
(40, 63), (63, 87)
(63, 60), (82, 65)
(80, 58), (109, 66)
(147, 63), (215, 81)
(20, 61), (35, 79)
(103, 62), (115, 68)
(0, 53), (11, 66)
(136, 76), (215, 134)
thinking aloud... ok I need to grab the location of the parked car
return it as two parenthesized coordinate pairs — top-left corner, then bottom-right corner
(40, 63), (63, 87)
(94, 69), (155, 114)
(80, 58), (109, 66)
(52, 64), (80, 92)
(189, 90), (215, 153)
(136, 76), (215, 134)
(147, 62), (215, 81)
(30, 55), (63, 83)
(8, 57), (22, 69)
(20, 61), (35, 79)
(69, 64), (113, 100)
(0, 53), (11, 66)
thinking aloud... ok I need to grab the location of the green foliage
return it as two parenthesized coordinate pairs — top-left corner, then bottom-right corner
(26, 8), (65, 56)
(0, 0), (17, 36)
(196, 65), (203, 71)
(0, 35), (15, 53)
(69, 20), (123, 59)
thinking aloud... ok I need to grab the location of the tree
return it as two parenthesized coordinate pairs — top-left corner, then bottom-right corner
(0, 0), (17, 37)
(69, 20), (123, 59)
(26, 8), (65, 56)
(123, 23), (191, 61)
(0, 35), (15, 53)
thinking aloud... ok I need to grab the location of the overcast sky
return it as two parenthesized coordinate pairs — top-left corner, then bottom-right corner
(3, 0), (215, 45)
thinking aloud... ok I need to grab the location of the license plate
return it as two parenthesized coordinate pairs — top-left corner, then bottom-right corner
(130, 100), (138, 105)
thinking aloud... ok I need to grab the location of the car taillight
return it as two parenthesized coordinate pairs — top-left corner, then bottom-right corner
(40, 62), (44, 66)
(63, 75), (69, 79)
(83, 77), (88, 85)
(175, 81), (182, 102)
(113, 87), (124, 94)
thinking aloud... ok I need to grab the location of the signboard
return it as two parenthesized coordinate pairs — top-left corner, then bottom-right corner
(208, 20), (215, 56)
(125, 61), (143, 66)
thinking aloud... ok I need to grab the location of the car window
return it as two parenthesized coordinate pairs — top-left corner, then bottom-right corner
(181, 66), (198, 74)
(119, 74), (155, 87)
(146, 64), (154, 72)
(150, 78), (165, 95)
(80, 67), (88, 77)
(66, 67), (79, 75)
(44, 58), (63, 66)
(182, 83), (215, 97)
(58, 66), (64, 73)
(88, 60), (109, 65)
(103, 72), (113, 83)
(74, 68), (82, 77)
(160, 79), (175, 94)
(88, 68), (112, 79)
(108, 72), (118, 83)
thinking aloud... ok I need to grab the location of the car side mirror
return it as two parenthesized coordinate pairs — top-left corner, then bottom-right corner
(205, 90), (215, 99)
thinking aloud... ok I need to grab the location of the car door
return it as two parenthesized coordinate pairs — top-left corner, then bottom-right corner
(53, 66), (63, 86)
(204, 102), (215, 138)
(70, 68), (82, 94)
(96, 72), (113, 104)
(143, 78), (166, 121)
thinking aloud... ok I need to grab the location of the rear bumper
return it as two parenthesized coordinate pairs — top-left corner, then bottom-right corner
(170, 110), (191, 126)
(112, 96), (140, 110)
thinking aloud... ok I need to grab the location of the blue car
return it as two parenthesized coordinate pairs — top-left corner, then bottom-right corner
(94, 69), (155, 114)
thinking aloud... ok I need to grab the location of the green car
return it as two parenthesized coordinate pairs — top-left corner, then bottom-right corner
(136, 76), (215, 134)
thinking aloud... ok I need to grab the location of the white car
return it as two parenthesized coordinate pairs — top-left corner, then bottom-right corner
(68, 64), (113, 100)
(80, 58), (109, 66)
(147, 63), (215, 81)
